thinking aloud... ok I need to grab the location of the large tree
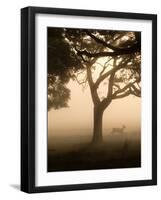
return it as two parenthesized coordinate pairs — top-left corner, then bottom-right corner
(48, 28), (141, 144)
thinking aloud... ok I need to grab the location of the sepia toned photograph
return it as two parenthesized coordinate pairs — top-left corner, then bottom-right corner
(47, 27), (141, 172)
(21, 7), (157, 193)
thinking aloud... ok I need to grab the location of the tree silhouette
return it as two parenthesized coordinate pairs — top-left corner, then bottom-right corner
(48, 28), (82, 110)
(48, 28), (141, 143)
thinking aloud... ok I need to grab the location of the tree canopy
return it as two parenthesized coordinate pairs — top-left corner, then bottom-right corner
(48, 28), (141, 111)
(47, 28), (82, 110)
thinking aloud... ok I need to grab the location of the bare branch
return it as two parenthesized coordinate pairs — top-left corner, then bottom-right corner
(131, 84), (141, 97)
(112, 81), (136, 97)
(137, 82), (141, 90)
(112, 80), (141, 99)
(99, 58), (113, 76)
(112, 89), (131, 99)
(94, 58), (131, 89)
(74, 76), (87, 85)
(113, 83), (121, 90)
(99, 66), (107, 76)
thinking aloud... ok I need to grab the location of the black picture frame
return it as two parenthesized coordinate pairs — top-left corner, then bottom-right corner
(21, 6), (157, 193)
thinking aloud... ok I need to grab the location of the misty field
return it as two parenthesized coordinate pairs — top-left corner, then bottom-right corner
(48, 130), (141, 172)
(47, 28), (141, 172)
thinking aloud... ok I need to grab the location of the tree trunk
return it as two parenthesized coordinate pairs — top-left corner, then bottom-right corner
(92, 106), (104, 144)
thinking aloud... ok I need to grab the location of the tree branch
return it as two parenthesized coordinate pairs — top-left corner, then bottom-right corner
(86, 61), (100, 105)
(112, 81), (137, 97)
(107, 59), (117, 99)
(85, 30), (140, 53)
(74, 75), (87, 85)
(77, 48), (139, 58)
(94, 58), (131, 89)
(112, 89), (131, 99)
(112, 81), (141, 99)
(131, 85), (141, 97)
(77, 40), (140, 58)
(85, 30), (119, 51)
(99, 59), (117, 109)
(113, 83), (121, 90)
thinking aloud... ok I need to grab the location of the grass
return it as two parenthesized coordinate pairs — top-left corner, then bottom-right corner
(48, 135), (141, 172)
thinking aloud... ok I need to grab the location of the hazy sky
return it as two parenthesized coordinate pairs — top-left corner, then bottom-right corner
(48, 78), (141, 136)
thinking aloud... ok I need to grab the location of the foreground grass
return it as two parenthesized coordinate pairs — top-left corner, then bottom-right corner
(48, 139), (141, 172)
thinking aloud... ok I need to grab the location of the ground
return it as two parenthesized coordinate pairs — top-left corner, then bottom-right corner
(48, 133), (141, 172)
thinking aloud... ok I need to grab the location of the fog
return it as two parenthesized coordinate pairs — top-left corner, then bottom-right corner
(48, 79), (141, 150)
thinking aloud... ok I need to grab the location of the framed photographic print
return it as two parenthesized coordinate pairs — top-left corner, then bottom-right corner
(21, 6), (157, 193)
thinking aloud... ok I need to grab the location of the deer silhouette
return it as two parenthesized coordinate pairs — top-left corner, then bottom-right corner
(111, 125), (126, 135)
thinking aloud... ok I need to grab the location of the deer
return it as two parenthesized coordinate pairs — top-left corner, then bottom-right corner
(111, 125), (126, 135)
(111, 125), (128, 157)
